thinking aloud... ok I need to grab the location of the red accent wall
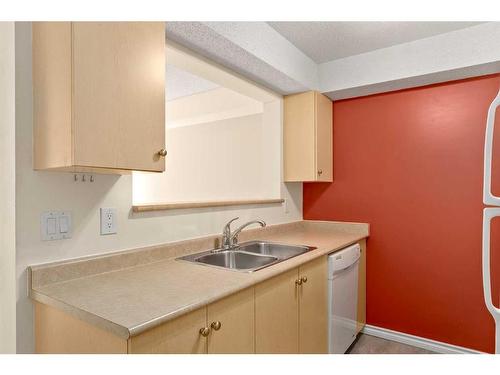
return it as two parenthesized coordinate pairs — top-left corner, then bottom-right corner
(303, 74), (500, 353)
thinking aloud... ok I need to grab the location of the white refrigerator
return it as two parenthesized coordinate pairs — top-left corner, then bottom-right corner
(482, 87), (500, 354)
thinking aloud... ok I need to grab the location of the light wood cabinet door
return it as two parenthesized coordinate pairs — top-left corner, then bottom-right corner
(32, 22), (73, 170)
(255, 268), (300, 353)
(356, 239), (367, 333)
(128, 307), (207, 354)
(315, 92), (333, 182)
(298, 256), (328, 353)
(72, 22), (165, 172)
(33, 22), (166, 174)
(284, 91), (333, 182)
(207, 287), (255, 353)
(284, 91), (316, 181)
(35, 302), (127, 354)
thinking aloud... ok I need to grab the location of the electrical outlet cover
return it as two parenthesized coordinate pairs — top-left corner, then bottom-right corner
(100, 207), (117, 235)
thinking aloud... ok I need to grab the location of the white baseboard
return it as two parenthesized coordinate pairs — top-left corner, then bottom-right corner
(362, 325), (485, 354)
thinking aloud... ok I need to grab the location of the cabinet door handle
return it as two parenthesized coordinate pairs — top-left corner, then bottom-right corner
(211, 321), (222, 331)
(317, 169), (323, 176)
(199, 327), (210, 337)
(301, 276), (308, 283)
(295, 278), (303, 286)
(157, 149), (167, 157)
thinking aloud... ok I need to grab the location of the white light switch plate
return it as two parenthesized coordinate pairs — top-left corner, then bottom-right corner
(41, 211), (72, 241)
(59, 211), (72, 239)
(100, 207), (117, 235)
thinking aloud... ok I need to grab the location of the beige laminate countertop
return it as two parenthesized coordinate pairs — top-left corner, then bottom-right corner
(29, 220), (369, 340)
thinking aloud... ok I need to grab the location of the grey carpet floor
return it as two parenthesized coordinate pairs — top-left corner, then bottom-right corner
(347, 334), (435, 354)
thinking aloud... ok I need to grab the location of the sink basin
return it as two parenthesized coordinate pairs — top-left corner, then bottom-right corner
(237, 241), (313, 259)
(178, 240), (316, 272)
(195, 251), (278, 271)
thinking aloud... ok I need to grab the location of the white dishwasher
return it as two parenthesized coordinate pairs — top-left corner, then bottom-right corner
(328, 243), (361, 354)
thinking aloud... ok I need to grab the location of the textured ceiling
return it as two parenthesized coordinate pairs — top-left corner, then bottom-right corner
(165, 22), (492, 98)
(267, 22), (484, 63)
(166, 64), (219, 101)
(165, 22), (309, 95)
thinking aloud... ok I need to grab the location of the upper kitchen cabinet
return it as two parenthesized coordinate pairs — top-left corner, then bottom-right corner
(33, 22), (166, 174)
(284, 91), (333, 182)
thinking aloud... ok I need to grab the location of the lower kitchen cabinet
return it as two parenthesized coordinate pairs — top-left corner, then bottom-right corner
(255, 256), (328, 354)
(35, 302), (128, 354)
(34, 241), (366, 354)
(207, 287), (255, 353)
(255, 268), (300, 353)
(298, 256), (328, 353)
(130, 287), (255, 354)
(356, 239), (367, 333)
(129, 307), (207, 354)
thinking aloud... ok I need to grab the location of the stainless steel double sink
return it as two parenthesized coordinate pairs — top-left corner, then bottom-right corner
(178, 241), (316, 272)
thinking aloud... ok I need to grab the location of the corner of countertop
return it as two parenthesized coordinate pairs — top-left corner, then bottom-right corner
(31, 289), (131, 340)
(302, 219), (369, 237)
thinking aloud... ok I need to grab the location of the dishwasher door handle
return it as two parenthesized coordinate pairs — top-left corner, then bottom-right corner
(333, 258), (360, 274)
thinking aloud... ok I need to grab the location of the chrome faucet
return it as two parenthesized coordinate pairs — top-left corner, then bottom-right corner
(221, 217), (266, 250)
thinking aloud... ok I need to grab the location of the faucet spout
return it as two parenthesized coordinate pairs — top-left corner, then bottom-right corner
(220, 218), (266, 250)
(230, 220), (266, 247)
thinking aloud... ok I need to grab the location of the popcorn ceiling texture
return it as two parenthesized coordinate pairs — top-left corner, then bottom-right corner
(267, 22), (482, 63)
(166, 22), (309, 95)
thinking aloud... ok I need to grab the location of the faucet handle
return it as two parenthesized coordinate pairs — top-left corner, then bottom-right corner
(221, 217), (239, 250)
(223, 217), (239, 233)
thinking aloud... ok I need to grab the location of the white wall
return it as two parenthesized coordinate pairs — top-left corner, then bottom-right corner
(135, 80), (281, 204)
(165, 86), (263, 128)
(134, 42), (283, 205)
(15, 22), (302, 353)
(0, 21), (16, 354)
(134, 114), (269, 203)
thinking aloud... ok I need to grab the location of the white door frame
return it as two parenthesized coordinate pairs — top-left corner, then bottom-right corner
(0, 21), (17, 354)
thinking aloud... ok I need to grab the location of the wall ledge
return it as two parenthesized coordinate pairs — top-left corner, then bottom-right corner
(132, 198), (285, 212)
